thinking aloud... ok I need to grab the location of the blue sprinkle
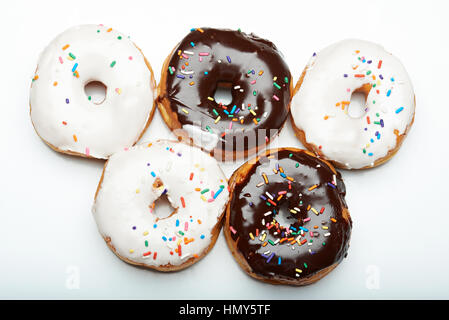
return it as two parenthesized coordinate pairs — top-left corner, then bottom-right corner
(230, 105), (236, 114)
(72, 63), (78, 72)
(386, 89), (391, 97)
(395, 107), (404, 114)
(200, 235), (205, 239)
(278, 257), (281, 265)
(266, 253), (275, 263)
(162, 236), (167, 241)
(391, 77), (395, 82)
(280, 172), (287, 178)
(380, 119), (384, 127)
(176, 219), (179, 227)
(153, 224), (157, 228)
(299, 226), (308, 232)
(226, 56), (231, 63)
(204, 71), (208, 75)
(290, 226), (297, 231)
(327, 182), (336, 189)
(176, 74), (185, 79)
(151, 171), (156, 177)
(368, 152), (373, 156)
(260, 195), (267, 201)
(343, 74), (348, 78)
(65, 98), (69, 104)
(190, 42), (195, 47)
(213, 187), (223, 199)
(223, 109), (230, 115)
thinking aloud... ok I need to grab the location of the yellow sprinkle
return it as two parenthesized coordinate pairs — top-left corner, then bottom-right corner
(182, 108), (189, 114)
(273, 76), (277, 81)
(322, 226), (329, 230)
(200, 195), (207, 202)
(143, 231), (149, 236)
(207, 97), (214, 101)
(136, 189), (140, 194)
(200, 167), (205, 172)
(249, 233), (254, 240)
(262, 173), (268, 184)
(290, 209), (297, 214)
(311, 208), (319, 215)
(249, 109), (257, 116)
(214, 116), (221, 124)
(295, 268), (302, 273)
(261, 233), (267, 241)
(307, 204), (311, 210)
(129, 249), (134, 253)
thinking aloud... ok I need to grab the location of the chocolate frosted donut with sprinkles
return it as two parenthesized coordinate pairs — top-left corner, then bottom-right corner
(224, 148), (352, 285)
(158, 28), (292, 161)
(291, 39), (416, 169)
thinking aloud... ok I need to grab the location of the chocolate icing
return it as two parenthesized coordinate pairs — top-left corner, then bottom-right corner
(227, 149), (352, 282)
(159, 28), (291, 159)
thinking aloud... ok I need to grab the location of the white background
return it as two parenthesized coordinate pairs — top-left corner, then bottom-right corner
(1, 0), (448, 299)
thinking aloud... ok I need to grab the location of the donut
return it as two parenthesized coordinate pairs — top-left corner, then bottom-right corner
(224, 148), (352, 285)
(92, 140), (229, 271)
(29, 24), (156, 159)
(157, 28), (292, 161)
(291, 39), (416, 169)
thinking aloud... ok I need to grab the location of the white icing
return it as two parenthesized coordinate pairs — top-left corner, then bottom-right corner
(92, 140), (229, 268)
(30, 24), (155, 159)
(291, 39), (415, 169)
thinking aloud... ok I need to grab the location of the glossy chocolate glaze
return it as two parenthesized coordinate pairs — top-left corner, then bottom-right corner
(228, 149), (352, 282)
(160, 28), (291, 157)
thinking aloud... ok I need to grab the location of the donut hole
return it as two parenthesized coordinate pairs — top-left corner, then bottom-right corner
(213, 81), (233, 106)
(150, 193), (178, 221)
(347, 84), (371, 119)
(84, 81), (107, 105)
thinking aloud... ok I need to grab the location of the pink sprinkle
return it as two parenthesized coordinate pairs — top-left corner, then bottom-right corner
(250, 80), (256, 85)
(199, 57), (203, 62)
(228, 122), (233, 130)
(278, 191), (287, 195)
(303, 217), (311, 222)
(171, 66), (175, 72)
(129, 56), (133, 60)
(182, 53), (189, 59)
(207, 198), (214, 203)
(229, 226), (237, 234)
(199, 52), (210, 56)
(184, 222), (189, 232)
(273, 95), (280, 101)
(347, 88), (351, 92)
(124, 147), (129, 151)
(85, 147), (90, 156)
(59, 56), (63, 64)
(310, 231), (314, 237)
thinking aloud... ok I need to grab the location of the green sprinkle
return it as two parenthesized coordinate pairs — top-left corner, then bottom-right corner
(212, 109), (219, 116)
(178, 231), (185, 236)
(366, 70), (372, 75)
(110, 61), (116, 68)
(205, 125), (213, 133)
(304, 263), (308, 268)
(145, 240), (148, 247)
(295, 163), (299, 168)
(273, 82), (281, 90)
(69, 53), (76, 59)
(97, 30), (100, 33)
(200, 188), (210, 194)
(253, 90), (257, 96)
(363, 149), (366, 154)
(289, 153), (293, 158)
(168, 66), (173, 75)
(268, 239), (275, 246)
(322, 242), (326, 246)
(117, 36), (122, 40)
(284, 77), (289, 83)
(88, 96), (91, 101)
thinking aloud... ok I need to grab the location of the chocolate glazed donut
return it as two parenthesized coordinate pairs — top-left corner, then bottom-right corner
(158, 28), (292, 161)
(224, 148), (352, 285)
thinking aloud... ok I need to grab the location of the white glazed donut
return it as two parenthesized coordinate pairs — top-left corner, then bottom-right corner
(92, 140), (229, 271)
(29, 24), (156, 159)
(291, 39), (415, 169)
